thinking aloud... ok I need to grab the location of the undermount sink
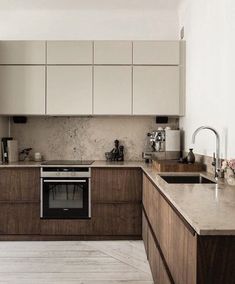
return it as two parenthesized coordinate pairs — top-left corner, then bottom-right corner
(160, 175), (216, 184)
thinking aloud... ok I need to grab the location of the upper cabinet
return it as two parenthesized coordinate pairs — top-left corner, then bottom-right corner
(0, 66), (45, 115)
(47, 41), (93, 64)
(0, 41), (46, 64)
(133, 66), (180, 115)
(47, 66), (92, 115)
(0, 40), (185, 116)
(94, 41), (132, 64)
(133, 41), (180, 65)
(94, 66), (132, 115)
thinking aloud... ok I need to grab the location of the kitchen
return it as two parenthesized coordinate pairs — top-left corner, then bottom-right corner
(0, 0), (234, 283)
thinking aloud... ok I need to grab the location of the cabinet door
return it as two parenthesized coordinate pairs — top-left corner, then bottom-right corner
(92, 168), (142, 202)
(133, 41), (179, 65)
(94, 66), (132, 115)
(0, 203), (40, 235)
(47, 66), (92, 115)
(0, 41), (46, 64)
(148, 226), (171, 284)
(41, 204), (141, 236)
(133, 66), (180, 115)
(0, 66), (45, 115)
(0, 168), (40, 201)
(47, 41), (93, 64)
(94, 41), (132, 64)
(142, 211), (148, 254)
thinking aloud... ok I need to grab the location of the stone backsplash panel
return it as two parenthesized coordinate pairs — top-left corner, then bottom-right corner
(10, 116), (179, 161)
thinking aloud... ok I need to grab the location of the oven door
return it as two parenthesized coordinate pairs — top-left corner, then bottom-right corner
(41, 178), (90, 219)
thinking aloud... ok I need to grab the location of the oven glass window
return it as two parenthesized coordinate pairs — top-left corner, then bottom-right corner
(48, 183), (84, 209)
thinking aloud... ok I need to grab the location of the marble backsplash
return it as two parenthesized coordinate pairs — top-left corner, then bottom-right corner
(10, 116), (179, 161)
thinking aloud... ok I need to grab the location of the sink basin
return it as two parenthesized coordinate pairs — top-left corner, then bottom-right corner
(160, 175), (216, 184)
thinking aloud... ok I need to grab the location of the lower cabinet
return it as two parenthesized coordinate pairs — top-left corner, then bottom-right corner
(148, 224), (171, 284)
(0, 167), (142, 239)
(0, 203), (40, 235)
(143, 173), (235, 284)
(40, 203), (141, 236)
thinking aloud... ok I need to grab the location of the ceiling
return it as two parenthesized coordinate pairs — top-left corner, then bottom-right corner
(0, 0), (182, 11)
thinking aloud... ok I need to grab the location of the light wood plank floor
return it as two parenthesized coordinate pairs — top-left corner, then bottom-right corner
(0, 241), (153, 284)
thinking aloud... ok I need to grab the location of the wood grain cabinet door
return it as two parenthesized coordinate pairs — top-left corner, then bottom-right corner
(0, 203), (40, 235)
(168, 207), (197, 284)
(142, 211), (148, 254)
(148, 225), (171, 284)
(0, 168), (40, 201)
(40, 219), (93, 235)
(93, 203), (141, 236)
(92, 168), (142, 202)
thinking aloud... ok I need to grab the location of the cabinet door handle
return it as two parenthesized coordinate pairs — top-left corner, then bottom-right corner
(43, 180), (86, 183)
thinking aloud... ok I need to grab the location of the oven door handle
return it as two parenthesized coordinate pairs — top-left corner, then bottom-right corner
(43, 179), (87, 183)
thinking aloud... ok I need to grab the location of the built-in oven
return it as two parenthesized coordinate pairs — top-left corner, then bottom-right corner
(40, 166), (91, 219)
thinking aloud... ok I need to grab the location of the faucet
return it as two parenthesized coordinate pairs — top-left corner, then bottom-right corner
(192, 126), (221, 179)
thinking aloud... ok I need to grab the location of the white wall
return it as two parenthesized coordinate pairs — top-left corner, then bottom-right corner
(179, 0), (235, 159)
(0, 9), (179, 40)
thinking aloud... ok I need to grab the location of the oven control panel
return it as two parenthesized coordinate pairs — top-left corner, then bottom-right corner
(40, 167), (91, 178)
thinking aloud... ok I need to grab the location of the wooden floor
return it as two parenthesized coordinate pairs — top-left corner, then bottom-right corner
(0, 240), (153, 284)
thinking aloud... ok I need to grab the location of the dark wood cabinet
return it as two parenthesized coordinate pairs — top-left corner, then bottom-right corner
(148, 224), (171, 284)
(0, 168), (40, 236)
(40, 203), (141, 236)
(92, 168), (142, 202)
(0, 203), (40, 234)
(0, 168), (40, 201)
(143, 173), (235, 284)
(143, 174), (197, 284)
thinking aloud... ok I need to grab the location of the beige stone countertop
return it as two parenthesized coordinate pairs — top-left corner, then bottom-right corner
(0, 161), (42, 167)
(143, 168), (235, 236)
(93, 161), (235, 236)
(0, 160), (235, 235)
(91, 160), (146, 167)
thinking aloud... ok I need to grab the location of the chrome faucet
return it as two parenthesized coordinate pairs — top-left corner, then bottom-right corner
(192, 126), (221, 179)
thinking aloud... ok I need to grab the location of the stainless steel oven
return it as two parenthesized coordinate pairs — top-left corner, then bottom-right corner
(40, 165), (91, 219)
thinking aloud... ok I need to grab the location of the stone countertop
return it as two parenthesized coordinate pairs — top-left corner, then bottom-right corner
(0, 160), (235, 235)
(0, 161), (42, 167)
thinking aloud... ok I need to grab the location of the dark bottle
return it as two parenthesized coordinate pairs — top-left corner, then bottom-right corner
(187, 148), (195, 164)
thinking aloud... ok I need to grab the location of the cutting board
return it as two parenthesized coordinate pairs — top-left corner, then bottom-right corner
(153, 159), (206, 172)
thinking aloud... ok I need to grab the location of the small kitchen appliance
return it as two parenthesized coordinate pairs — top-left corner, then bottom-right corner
(143, 129), (181, 162)
(40, 160), (93, 219)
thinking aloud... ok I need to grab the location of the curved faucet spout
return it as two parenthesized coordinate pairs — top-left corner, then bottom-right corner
(191, 126), (220, 179)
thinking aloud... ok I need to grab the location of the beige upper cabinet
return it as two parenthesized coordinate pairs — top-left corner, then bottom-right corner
(133, 66), (180, 115)
(133, 41), (180, 65)
(0, 66), (45, 115)
(47, 41), (93, 64)
(0, 41), (46, 64)
(94, 66), (132, 115)
(47, 66), (92, 115)
(94, 41), (132, 64)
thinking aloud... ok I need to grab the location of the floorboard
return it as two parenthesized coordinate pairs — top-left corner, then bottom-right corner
(0, 240), (153, 284)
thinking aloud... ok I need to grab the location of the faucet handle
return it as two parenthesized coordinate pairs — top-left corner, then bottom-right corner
(212, 152), (216, 166)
